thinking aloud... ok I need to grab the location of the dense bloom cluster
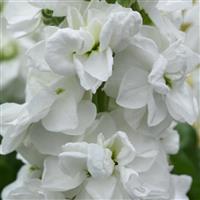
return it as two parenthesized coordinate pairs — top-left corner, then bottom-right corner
(0, 0), (199, 199)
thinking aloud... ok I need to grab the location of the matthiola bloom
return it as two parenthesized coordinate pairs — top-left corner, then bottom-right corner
(0, 17), (33, 102)
(0, 70), (96, 154)
(1, 0), (198, 199)
(44, 2), (142, 92)
(106, 26), (199, 126)
(2, 165), (65, 200)
(2, 0), (41, 38)
(42, 131), (156, 199)
(137, 0), (192, 41)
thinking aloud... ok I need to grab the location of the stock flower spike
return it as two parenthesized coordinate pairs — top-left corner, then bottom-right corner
(0, 0), (199, 199)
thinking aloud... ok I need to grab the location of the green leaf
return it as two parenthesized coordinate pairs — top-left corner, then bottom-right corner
(117, 0), (134, 7)
(41, 9), (65, 26)
(171, 123), (200, 200)
(131, 1), (153, 25)
(106, 0), (116, 3)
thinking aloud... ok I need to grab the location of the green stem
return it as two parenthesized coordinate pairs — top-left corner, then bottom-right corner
(92, 84), (109, 113)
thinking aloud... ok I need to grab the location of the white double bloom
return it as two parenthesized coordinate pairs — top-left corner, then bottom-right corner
(0, 70), (96, 154)
(44, 4), (142, 92)
(106, 26), (199, 126)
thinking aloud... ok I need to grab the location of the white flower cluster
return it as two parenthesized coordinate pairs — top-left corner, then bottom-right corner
(0, 0), (199, 199)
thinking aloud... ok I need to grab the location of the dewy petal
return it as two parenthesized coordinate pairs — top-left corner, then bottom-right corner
(42, 95), (78, 132)
(147, 92), (168, 126)
(84, 48), (113, 82)
(100, 10), (142, 52)
(166, 83), (198, 124)
(117, 67), (150, 109)
(42, 156), (85, 191)
(85, 177), (117, 199)
(45, 28), (92, 75)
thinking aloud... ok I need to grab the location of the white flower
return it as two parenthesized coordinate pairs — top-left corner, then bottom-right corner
(29, 0), (89, 16)
(0, 72), (96, 154)
(2, 165), (65, 200)
(3, 0), (41, 38)
(42, 130), (164, 199)
(44, 3), (142, 92)
(183, 2), (200, 53)
(137, 0), (192, 41)
(107, 27), (199, 126)
(170, 175), (192, 200)
(0, 17), (33, 101)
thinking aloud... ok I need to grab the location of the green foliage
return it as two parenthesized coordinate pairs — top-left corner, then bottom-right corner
(0, 152), (23, 196)
(131, 1), (153, 25)
(0, 0), (4, 13)
(105, 0), (153, 25)
(0, 42), (19, 62)
(92, 84), (109, 113)
(106, 0), (117, 3)
(171, 123), (200, 200)
(117, 0), (134, 7)
(41, 9), (65, 26)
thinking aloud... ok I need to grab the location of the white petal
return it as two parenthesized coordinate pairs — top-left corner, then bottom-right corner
(29, 123), (77, 156)
(27, 41), (50, 71)
(100, 11), (142, 52)
(87, 144), (114, 178)
(157, 0), (192, 12)
(166, 83), (198, 124)
(120, 167), (150, 198)
(67, 7), (84, 29)
(59, 142), (88, 177)
(161, 128), (180, 155)
(27, 89), (56, 122)
(63, 100), (96, 135)
(148, 55), (169, 95)
(5, 1), (40, 38)
(74, 56), (102, 93)
(45, 28), (92, 75)
(85, 113), (117, 143)
(147, 92), (168, 126)
(117, 67), (149, 109)
(171, 175), (192, 200)
(85, 177), (117, 199)
(124, 107), (146, 130)
(83, 48), (113, 82)
(42, 95), (78, 132)
(106, 131), (136, 166)
(42, 156), (84, 191)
